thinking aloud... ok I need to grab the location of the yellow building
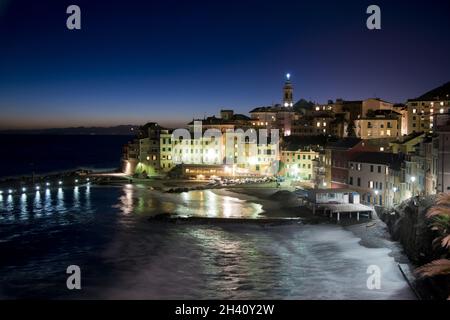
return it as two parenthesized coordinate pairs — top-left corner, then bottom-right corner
(406, 82), (450, 134)
(280, 149), (319, 180)
(355, 110), (401, 139)
(355, 117), (400, 139)
(159, 128), (279, 177)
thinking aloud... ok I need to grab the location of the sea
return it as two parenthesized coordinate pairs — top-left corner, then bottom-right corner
(0, 135), (132, 179)
(0, 135), (415, 299)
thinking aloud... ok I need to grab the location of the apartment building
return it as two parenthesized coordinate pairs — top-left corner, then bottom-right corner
(406, 82), (450, 134)
(324, 138), (377, 188)
(348, 152), (404, 207)
(355, 114), (401, 140)
(280, 148), (319, 181)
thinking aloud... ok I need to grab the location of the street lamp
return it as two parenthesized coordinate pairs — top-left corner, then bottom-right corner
(410, 176), (416, 197)
(391, 187), (398, 206)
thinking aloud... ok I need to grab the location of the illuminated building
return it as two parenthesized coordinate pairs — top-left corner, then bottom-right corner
(280, 148), (319, 182)
(354, 110), (401, 139)
(406, 82), (450, 134)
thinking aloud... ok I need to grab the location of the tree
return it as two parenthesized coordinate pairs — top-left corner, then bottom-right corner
(415, 193), (450, 299)
(293, 99), (314, 114)
(366, 109), (376, 118)
(347, 120), (356, 137)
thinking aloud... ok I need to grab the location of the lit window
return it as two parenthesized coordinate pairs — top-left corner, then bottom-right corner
(316, 122), (321, 127)
(440, 108), (444, 113)
(413, 109), (417, 114)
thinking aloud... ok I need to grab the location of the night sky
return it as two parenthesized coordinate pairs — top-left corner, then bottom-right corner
(1, 0), (449, 129)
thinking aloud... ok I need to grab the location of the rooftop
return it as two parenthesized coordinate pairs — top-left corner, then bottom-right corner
(187, 114), (250, 125)
(326, 137), (362, 150)
(390, 132), (425, 145)
(350, 152), (404, 170)
(249, 105), (294, 113)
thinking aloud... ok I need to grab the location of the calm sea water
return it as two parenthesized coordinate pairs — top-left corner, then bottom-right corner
(0, 185), (415, 299)
(0, 135), (132, 178)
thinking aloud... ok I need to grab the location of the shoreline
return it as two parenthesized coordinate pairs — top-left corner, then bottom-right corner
(0, 170), (418, 299)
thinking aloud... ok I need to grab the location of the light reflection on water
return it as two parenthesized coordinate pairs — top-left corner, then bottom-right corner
(0, 185), (414, 299)
(0, 184), (263, 224)
(112, 185), (263, 218)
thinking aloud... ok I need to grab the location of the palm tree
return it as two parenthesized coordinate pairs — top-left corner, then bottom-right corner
(416, 259), (450, 277)
(416, 193), (450, 299)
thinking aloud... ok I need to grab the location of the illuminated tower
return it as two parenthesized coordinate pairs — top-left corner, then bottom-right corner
(283, 73), (294, 107)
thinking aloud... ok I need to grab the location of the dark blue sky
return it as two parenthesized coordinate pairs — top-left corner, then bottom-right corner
(1, 0), (449, 129)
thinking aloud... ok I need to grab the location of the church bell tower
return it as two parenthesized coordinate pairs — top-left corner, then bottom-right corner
(283, 73), (294, 107)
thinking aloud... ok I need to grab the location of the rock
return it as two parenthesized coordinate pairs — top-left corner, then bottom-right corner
(377, 196), (439, 265)
(268, 190), (299, 207)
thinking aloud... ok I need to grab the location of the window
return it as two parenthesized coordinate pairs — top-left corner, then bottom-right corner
(369, 181), (374, 188)
(357, 177), (361, 186)
(370, 165), (374, 172)
(378, 166), (381, 173)
(349, 177), (353, 185)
